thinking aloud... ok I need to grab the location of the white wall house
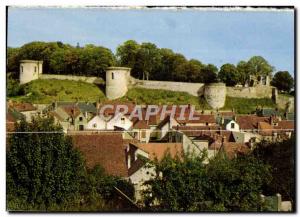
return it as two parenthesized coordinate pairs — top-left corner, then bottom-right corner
(107, 113), (133, 130)
(225, 120), (240, 132)
(86, 115), (107, 130)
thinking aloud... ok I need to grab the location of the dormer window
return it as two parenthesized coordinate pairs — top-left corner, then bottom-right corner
(79, 117), (83, 121)
(121, 117), (125, 124)
(93, 123), (97, 128)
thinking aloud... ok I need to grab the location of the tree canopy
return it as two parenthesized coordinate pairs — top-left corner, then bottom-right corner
(7, 40), (284, 86)
(143, 151), (271, 211)
(7, 116), (85, 209)
(6, 116), (135, 211)
(218, 63), (240, 86)
(271, 71), (294, 92)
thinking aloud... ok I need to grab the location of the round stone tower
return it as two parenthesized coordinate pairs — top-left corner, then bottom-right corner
(204, 83), (226, 109)
(105, 67), (131, 100)
(19, 60), (43, 84)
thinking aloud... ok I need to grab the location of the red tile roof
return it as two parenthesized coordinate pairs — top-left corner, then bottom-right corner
(133, 142), (183, 161)
(11, 102), (36, 112)
(176, 114), (216, 124)
(236, 115), (270, 131)
(276, 120), (294, 130)
(131, 119), (150, 129)
(258, 122), (273, 136)
(222, 142), (250, 159)
(71, 133), (128, 177)
(61, 105), (81, 118)
(6, 112), (16, 123)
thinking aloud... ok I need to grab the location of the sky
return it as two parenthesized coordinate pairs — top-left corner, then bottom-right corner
(7, 7), (294, 75)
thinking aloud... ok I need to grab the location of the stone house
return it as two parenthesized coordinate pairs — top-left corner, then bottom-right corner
(9, 102), (38, 122)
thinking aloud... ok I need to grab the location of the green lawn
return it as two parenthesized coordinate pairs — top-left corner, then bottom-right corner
(8, 79), (106, 104)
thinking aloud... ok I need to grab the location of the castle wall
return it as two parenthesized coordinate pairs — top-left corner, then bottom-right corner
(39, 74), (104, 84)
(226, 85), (273, 98)
(132, 80), (205, 96)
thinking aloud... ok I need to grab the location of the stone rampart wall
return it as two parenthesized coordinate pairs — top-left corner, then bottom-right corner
(39, 74), (104, 84)
(132, 79), (205, 96)
(226, 85), (273, 98)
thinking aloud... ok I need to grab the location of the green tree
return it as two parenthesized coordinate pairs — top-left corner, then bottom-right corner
(247, 56), (274, 77)
(134, 42), (162, 80)
(116, 40), (140, 68)
(218, 63), (240, 86)
(7, 47), (21, 77)
(143, 152), (270, 211)
(206, 154), (271, 211)
(271, 71), (294, 92)
(252, 137), (295, 207)
(236, 61), (250, 85)
(200, 64), (218, 83)
(143, 152), (208, 211)
(7, 116), (85, 210)
(7, 74), (24, 97)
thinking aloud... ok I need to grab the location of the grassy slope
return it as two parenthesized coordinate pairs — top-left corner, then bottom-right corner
(223, 96), (276, 114)
(119, 87), (211, 110)
(9, 79), (106, 104)
(8, 79), (277, 114)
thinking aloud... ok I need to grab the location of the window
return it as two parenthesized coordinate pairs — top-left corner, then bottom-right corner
(121, 117), (125, 124)
(231, 123), (235, 129)
(21, 66), (23, 73)
(111, 72), (114, 79)
(34, 66), (37, 72)
(79, 117), (83, 121)
(93, 123), (97, 128)
(206, 122), (209, 126)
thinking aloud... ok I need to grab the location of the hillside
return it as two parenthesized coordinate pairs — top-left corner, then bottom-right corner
(8, 79), (277, 114)
(9, 79), (106, 104)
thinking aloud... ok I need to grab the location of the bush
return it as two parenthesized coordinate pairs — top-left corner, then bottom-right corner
(7, 77), (24, 97)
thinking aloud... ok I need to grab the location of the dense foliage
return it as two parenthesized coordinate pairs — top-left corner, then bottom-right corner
(7, 117), (134, 211)
(143, 152), (271, 212)
(218, 56), (274, 86)
(7, 116), (84, 209)
(271, 71), (294, 92)
(252, 137), (295, 207)
(8, 41), (279, 86)
(7, 42), (116, 79)
(7, 74), (25, 97)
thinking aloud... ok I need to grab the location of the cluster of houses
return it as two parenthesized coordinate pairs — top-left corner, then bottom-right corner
(6, 100), (294, 203)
